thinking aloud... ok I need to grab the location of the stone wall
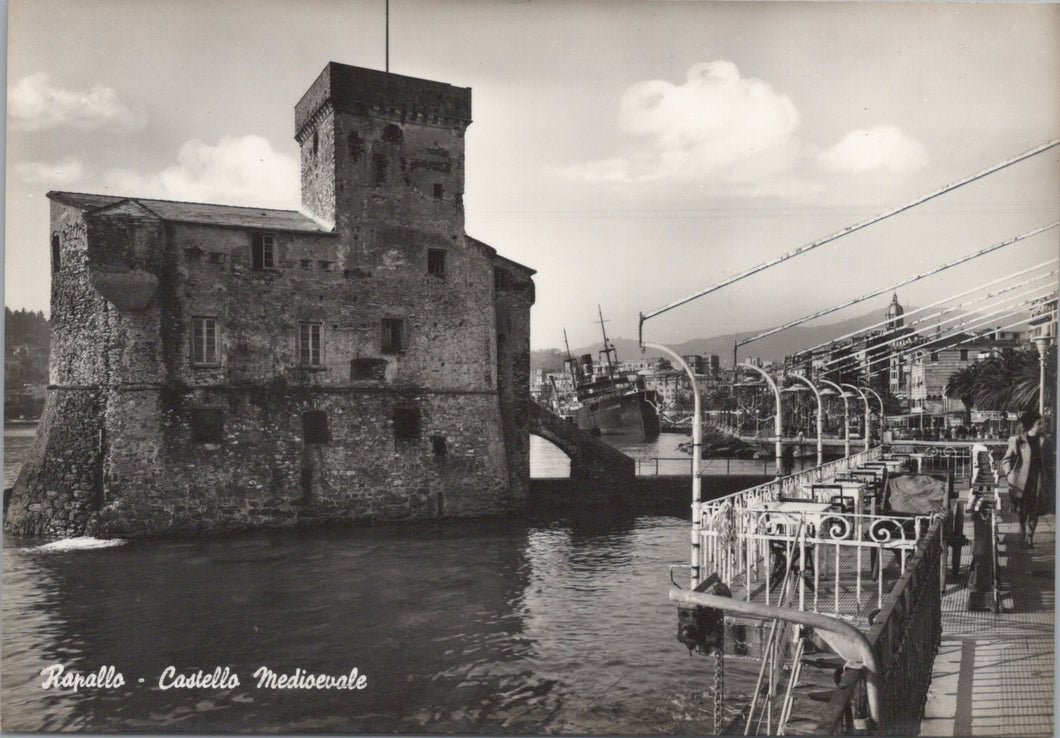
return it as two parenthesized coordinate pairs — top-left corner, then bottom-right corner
(494, 254), (536, 504)
(49, 202), (111, 386)
(84, 386), (511, 537)
(5, 388), (104, 537)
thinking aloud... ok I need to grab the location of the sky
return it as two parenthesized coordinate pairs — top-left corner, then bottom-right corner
(5, 0), (1059, 352)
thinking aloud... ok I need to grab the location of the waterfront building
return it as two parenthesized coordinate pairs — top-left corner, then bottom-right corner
(643, 366), (685, 411)
(905, 329), (1024, 433)
(5, 62), (535, 538)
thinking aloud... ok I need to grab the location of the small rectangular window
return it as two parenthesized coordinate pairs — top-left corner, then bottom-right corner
(427, 249), (446, 277)
(299, 322), (322, 366)
(959, 349), (968, 361)
(393, 407), (421, 440)
(191, 317), (220, 365)
(930, 351), (939, 362)
(302, 410), (330, 444)
(381, 318), (405, 354)
(351, 358), (388, 381)
(252, 233), (276, 270)
(191, 408), (224, 444)
(432, 436), (447, 456)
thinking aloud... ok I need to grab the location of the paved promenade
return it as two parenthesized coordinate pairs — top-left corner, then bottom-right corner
(919, 505), (1055, 737)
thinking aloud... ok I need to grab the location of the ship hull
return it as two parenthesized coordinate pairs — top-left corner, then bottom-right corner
(574, 391), (660, 437)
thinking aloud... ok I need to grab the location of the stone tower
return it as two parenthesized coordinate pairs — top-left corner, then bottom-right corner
(295, 63), (469, 240)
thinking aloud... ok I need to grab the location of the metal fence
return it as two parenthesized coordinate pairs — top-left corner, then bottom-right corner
(700, 505), (941, 618)
(692, 448), (946, 619)
(634, 456), (783, 476)
(673, 445), (949, 734)
(815, 516), (944, 735)
(890, 441), (1007, 482)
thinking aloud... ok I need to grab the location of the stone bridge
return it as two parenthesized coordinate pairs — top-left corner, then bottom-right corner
(527, 402), (635, 502)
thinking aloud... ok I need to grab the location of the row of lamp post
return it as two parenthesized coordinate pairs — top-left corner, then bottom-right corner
(642, 340), (887, 585)
(732, 369), (884, 474)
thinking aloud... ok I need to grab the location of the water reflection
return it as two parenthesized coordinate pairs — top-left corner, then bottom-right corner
(5, 418), (770, 734)
(3, 511), (758, 734)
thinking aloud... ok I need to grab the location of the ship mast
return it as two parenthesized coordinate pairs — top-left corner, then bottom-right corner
(596, 305), (617, 385)
(562, 328), (580, 387)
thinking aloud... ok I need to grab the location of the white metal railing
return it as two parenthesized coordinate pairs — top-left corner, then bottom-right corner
(889, 441), (1006, 481)
(698, 447), (883, 515)
(689, 447), (949, 618)
(699, 502), (942, 618)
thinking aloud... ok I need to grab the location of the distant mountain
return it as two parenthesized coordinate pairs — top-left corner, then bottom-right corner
(536, 305), (995, 370)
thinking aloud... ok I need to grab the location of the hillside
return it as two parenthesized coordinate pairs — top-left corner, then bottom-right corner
(5, 307), (50, 420)
(536, 307), (919, 370)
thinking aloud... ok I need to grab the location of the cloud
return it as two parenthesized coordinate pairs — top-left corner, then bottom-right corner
(819, 126), (929, 175)
(563, 61), (801, 185)
(9, 72), (146, 132)
(14, 158), (89, 186)
(103, 135), (300, 208)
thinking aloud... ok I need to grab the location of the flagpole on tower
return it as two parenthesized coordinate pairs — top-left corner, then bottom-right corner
(385, 0), (390, 72)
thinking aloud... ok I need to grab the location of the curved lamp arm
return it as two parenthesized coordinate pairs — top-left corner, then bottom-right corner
(843, 383), (871, 451)
(738, 363), (783, 476)
(788, 374), (824, 467)
(819, 378), (851, 458)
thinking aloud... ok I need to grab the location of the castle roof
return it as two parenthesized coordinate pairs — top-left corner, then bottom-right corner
(47, 191), (331, 234)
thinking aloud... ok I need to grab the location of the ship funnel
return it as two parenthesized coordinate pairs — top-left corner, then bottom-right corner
(580, 354), (594, 376)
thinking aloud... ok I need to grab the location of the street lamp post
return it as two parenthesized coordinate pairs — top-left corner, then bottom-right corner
(738, 363), (783, 476)
(1034, 336), (1052, 420)
(843, 383), (871, 452)
(645, 342), (702, 588)
(861, 386), (885, 442)
(787, 375), (824, 467)
(819, 378), (850, 458)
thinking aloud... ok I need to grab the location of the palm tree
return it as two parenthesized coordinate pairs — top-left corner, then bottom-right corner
(968, 349), (1055, 413)
(945, 362), (986, 424)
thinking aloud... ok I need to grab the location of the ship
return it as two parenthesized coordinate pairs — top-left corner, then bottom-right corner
(561, 309), (661, 437)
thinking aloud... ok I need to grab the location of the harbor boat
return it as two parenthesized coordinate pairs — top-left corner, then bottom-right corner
(562, 309), (660, 437)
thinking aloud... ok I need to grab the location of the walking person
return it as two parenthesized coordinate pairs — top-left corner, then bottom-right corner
(780, 442), (795, 476)
(1002, 410), (1052, 548)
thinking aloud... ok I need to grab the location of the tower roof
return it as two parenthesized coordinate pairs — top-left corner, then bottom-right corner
(295, 62), (472, 141)
(887, 292), (904, 318)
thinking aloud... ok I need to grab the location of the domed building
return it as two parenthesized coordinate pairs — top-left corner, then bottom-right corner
(885, 293), (905, 331)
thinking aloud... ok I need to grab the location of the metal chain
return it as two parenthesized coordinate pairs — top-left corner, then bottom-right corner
(713, 646), (724, 735)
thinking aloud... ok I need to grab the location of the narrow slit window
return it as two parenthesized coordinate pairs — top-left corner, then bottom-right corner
(427, 249), (446, 277)
(299, 322), (322, 366)
(191, 317), (220, 365)
(381, 318), (405, 354)
(51, 234), (61, 272)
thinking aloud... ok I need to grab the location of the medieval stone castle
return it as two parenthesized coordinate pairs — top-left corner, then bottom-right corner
(5, 62), (535, 537)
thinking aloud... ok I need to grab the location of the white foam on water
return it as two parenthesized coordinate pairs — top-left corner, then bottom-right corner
(34, 536), (127, 552)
